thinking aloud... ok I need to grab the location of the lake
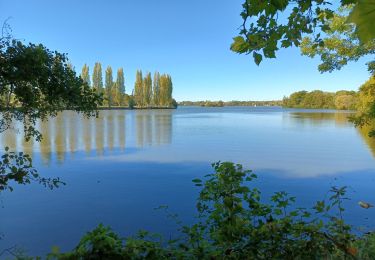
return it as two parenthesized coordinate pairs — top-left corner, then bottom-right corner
(1, 106), (375, 256)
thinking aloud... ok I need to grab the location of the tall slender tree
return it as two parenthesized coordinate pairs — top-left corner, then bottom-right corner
(92, 62), (103, 94)
(159, 74), (168, 107)
(153, 72), (160, 106)
(143, 72), (152, 107)
(105, 66), (113, 107)
(158, 74), (174, 107)
(166, 74), (173, 106)
(134, 70), (143, 107)
(81, 64), (91, 87)
(116, 68), (125, 94)
(116, 68), (125, 106)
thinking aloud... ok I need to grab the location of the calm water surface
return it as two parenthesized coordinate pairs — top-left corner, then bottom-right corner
(1, 106), (375, 256)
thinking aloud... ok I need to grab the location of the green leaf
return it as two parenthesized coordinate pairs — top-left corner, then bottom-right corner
(253, 52), (263, 65)
(347, 0), (375, 43)
(230, 36), (249, 54)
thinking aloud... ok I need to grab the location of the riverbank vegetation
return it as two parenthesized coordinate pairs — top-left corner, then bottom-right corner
(179, 100), (282, 107)
(282, 76), (375, 135)
(81, 64), (176, 109)
(282, 90), (357, 110)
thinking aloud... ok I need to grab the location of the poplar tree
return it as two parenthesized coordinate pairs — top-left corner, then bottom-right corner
(159, 74), (168, 107)
(153, 72), (160, 106)
(81, 64), (90, 86)
(92, 62), (103, 94)
(116, 68), (125, 106)
(134, 70), (143, 107)
(116, 68), (125, 94)
(166, 74), (173, 106)
(143, 72), (152, 107)
(105, 66), (113, 107)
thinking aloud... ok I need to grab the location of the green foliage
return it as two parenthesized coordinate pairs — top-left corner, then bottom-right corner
(199, 100), (225, 107)
(354, 232), (375, 259)
(80, 64), (91, 87)
(334, 92), (358, 110)
(179, 100), (283, 107)
(349, 76), (375, 135)
(80, 65), (175, 109)
(300, 6), (375, 74)
(347, 0), (375, 44)
(48, 162), (363, 259)
(142, 72), (152, 107)
(152, 72), (160, 106)
(126, 94), (135, 109)
(105, 66), (113, 107)
(0, 33), (102, 141)
(116, 68), (125, 106)
(47, 224), (123, 259)
(92, 62), (103, 95)
(116, 68), (125, 94)
(159, 74), (173, 107)
(283, 90), (358, 110)
(134, 70), (143, 107)
(133, 70), (175, 108)
(231, 0), (375, 65)
(0, 147), (64, 192)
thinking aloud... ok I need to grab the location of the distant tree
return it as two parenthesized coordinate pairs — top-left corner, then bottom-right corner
(116, 68), (125, 93)
(105, 66), (113, 107)
(283, 91), (307, 108)
(166, 74), (173, 106)
(334, 94), (357, 110)
(153, 72), (160, 106)
(81, 64), (91, 87)
(283, 90), (358, 110)
(134, 70), (143, 107)
(159, 74), (173, 107)
(92, 62), (103, 94)
(143, 72), (152, 107)
(111, 82), (120, 106)
(159, 74), (168, 107)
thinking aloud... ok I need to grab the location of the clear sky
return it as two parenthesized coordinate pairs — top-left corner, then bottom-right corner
(1, 0), (372, 101)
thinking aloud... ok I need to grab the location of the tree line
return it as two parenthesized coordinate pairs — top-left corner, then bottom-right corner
(282, 90), (358, 110)
(179, 100), (282, 107)
(81, 63), (176, 108)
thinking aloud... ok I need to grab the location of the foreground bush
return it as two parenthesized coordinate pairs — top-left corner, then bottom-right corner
(43, 162), (371, 259)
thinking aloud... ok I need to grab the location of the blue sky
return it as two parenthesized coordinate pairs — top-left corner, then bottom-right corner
(1, 0), (372, 101)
